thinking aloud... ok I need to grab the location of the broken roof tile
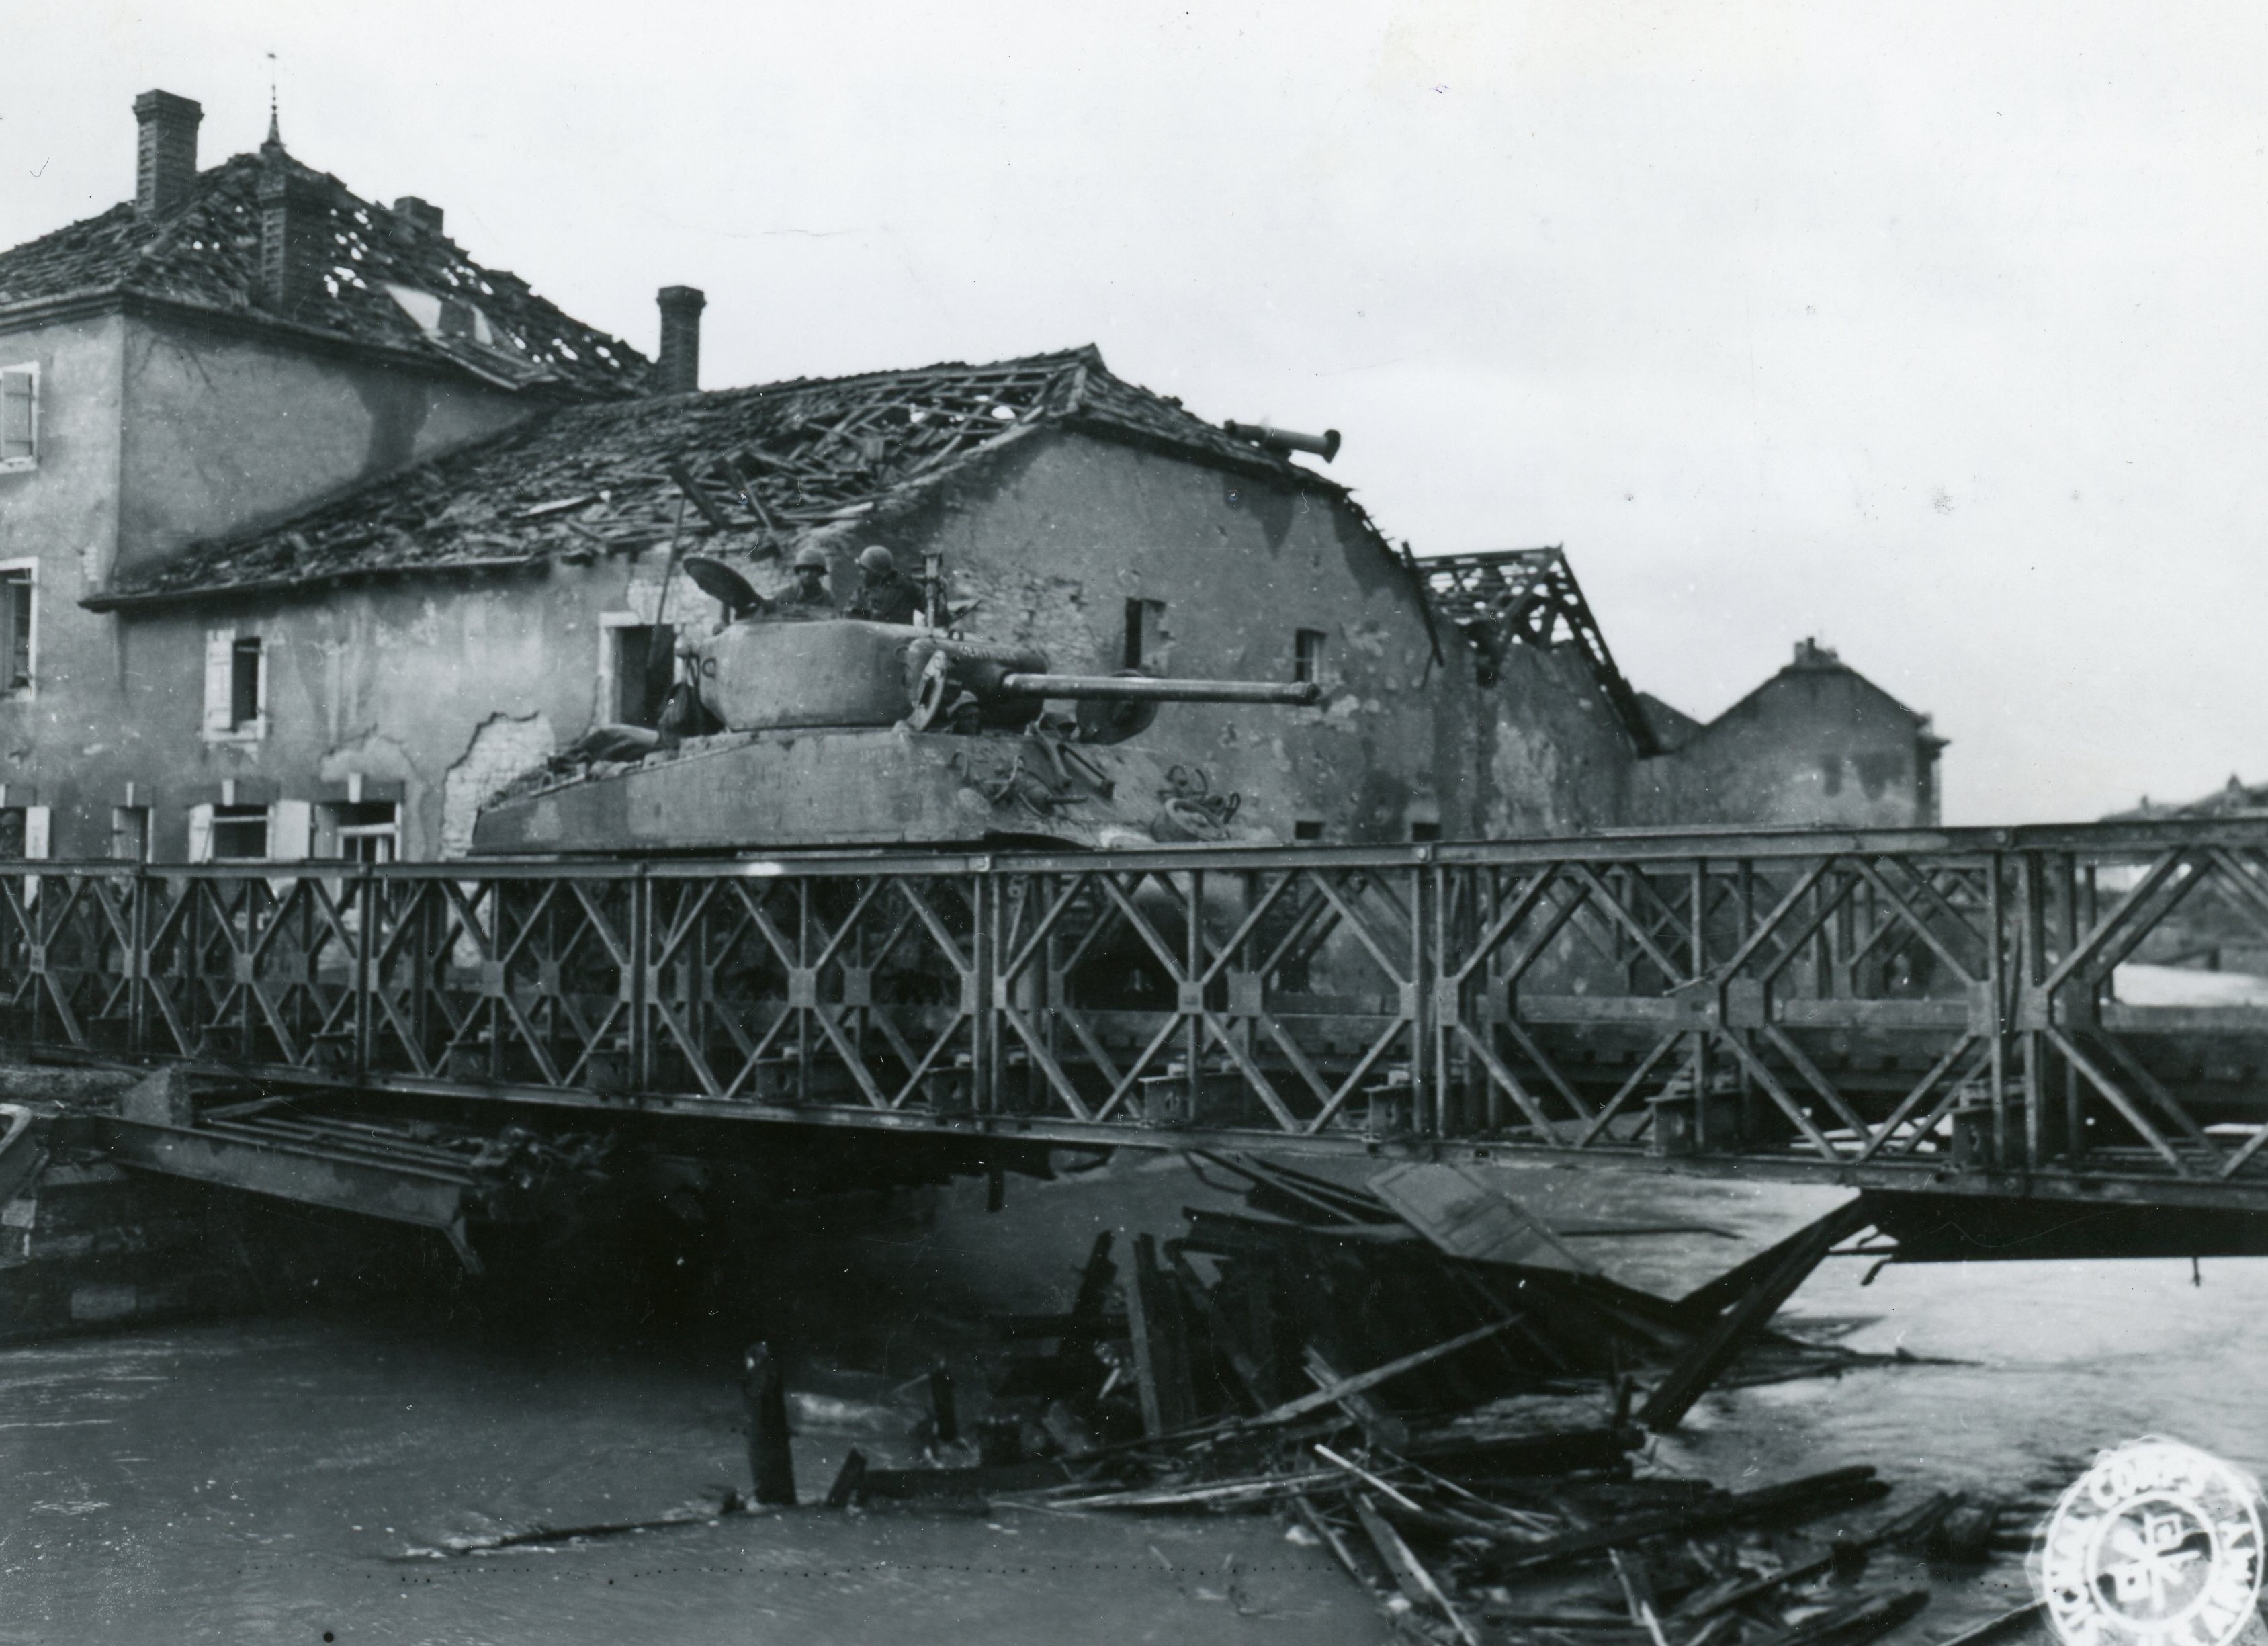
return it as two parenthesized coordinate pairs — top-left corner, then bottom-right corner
(0, 151), (646, 400)
(89, 346), (1354, 605)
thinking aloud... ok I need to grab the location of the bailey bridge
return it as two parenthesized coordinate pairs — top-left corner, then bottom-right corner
(8, 817), (2268, 1264)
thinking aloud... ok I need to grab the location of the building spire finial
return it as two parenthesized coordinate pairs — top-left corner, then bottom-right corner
(262, 50), (284, 155)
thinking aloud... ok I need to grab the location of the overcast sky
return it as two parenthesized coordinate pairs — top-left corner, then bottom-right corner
(5, 1), (2265, 824)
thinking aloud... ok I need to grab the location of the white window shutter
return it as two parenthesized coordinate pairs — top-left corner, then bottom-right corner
(187, 804), (214, 864)
(22, 806), (49, 860)
(270, 800), (312, 862)
(202, 631), (234, 736)
(0, 367), (33, 463)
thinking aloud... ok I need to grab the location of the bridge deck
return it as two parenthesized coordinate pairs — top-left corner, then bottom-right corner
(8, 819), (2268, 1213)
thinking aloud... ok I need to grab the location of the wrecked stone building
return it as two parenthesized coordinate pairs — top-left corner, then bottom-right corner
(1635, 639), (1946, 830)
(0, 89), (1943, 864)
(0, 93), (648, 861)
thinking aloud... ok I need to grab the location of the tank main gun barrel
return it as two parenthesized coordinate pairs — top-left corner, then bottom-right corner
(1000, 674), (1320, 705)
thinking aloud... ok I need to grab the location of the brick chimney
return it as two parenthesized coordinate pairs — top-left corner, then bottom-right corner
(258, 161), (330, 316)
(656, 286), (706, 394)
(393, 196), (444, 236)
(132, 91), (202, 217)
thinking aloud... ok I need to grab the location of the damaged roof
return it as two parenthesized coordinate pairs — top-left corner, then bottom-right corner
(0, 149), (646, 399)
(88, 345), (1347, 607)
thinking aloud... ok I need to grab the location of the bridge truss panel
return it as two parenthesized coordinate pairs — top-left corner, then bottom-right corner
(3, 821), (2267, 1210)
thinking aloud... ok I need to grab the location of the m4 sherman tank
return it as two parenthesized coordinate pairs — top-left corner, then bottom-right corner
(474, 591), (1317, 857)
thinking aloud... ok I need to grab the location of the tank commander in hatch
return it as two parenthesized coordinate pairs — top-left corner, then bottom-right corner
(847, 544), (923, 626)
(785, 542), (835, 613)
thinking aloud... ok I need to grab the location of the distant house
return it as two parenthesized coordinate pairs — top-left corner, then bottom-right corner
(1637, 639), (1947, 829)
(2108, 775), (2268, 822)
(2100, 779), (2268, 973)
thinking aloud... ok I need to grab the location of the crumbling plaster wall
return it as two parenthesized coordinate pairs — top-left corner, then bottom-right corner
(85, 556), (642, 861)
(0, 312), (128, 818)
(114, 312), (532, 581)
(1636, 669), (1933, 829)
(854, 431), (1641, 841)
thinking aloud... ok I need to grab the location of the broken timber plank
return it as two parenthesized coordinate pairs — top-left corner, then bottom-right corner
(1669, 1193), (1867, 1326)
(666, 458), (737, 533)
(1060, 1231), (1118, 1354)
(1167, 1246), (1266, 1410)
(1745, 1590), (1929, 1646)
(1303, 1346), (1411, 1451)
(1123, 1233), (1196, 1436)
(1352, 1493), (1481, 1646)
(1639, 1199), (1874, 1431)
(1479, 1466), (1886, 1575)
(1246, 1319), (1513, 1428)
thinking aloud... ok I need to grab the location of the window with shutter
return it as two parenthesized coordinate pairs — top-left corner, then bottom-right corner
(204, 630), (234, 738)
(0, 366), (34, 470)
(112, 807), (150, 863)
(0, 564), (35, 697)
(210, 805), (269, 861)
(269, 800), (312, 862)
(204, 628), (265, 742)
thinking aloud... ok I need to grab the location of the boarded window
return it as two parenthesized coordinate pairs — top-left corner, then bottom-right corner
(0, 568), (32, 692)
(1293, 628), (1325, 685)
(112, 806), (149, 863)
(0, 367), (34, 467)
(0, 806), (51, 861)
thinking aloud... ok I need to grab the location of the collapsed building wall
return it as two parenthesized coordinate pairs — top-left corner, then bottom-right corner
(1631, 640), (1945, 830)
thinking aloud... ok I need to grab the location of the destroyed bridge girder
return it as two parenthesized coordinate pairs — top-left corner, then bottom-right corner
(9, 818), (2268, 1215)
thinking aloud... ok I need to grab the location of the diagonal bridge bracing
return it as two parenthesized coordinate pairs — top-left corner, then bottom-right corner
(9, 820), (2268, 1215)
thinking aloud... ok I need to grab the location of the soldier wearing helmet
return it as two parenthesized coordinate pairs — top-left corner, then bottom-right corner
(847, 544), (922, 626)
(784, 542), (835, 613)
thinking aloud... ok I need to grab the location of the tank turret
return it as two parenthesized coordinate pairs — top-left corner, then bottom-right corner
(473, 615), (1317, 856)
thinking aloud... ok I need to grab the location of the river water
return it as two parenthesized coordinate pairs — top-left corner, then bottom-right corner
(5, 1156), (2265, 1646)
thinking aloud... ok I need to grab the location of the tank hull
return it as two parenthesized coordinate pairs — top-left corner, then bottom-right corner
(472, 728), (1262, 855)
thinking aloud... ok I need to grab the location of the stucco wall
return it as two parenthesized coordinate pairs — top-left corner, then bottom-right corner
(1637, 666), (1935, 828)
(114, 310), (533, 580)
(839, 431), (1640, 842)
(80, 560), (646, 861)
(0, 312), (127, 826)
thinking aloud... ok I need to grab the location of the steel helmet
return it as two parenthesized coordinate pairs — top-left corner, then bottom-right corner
(791, 543), (829, 572)
(856, 544), (897, 575)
